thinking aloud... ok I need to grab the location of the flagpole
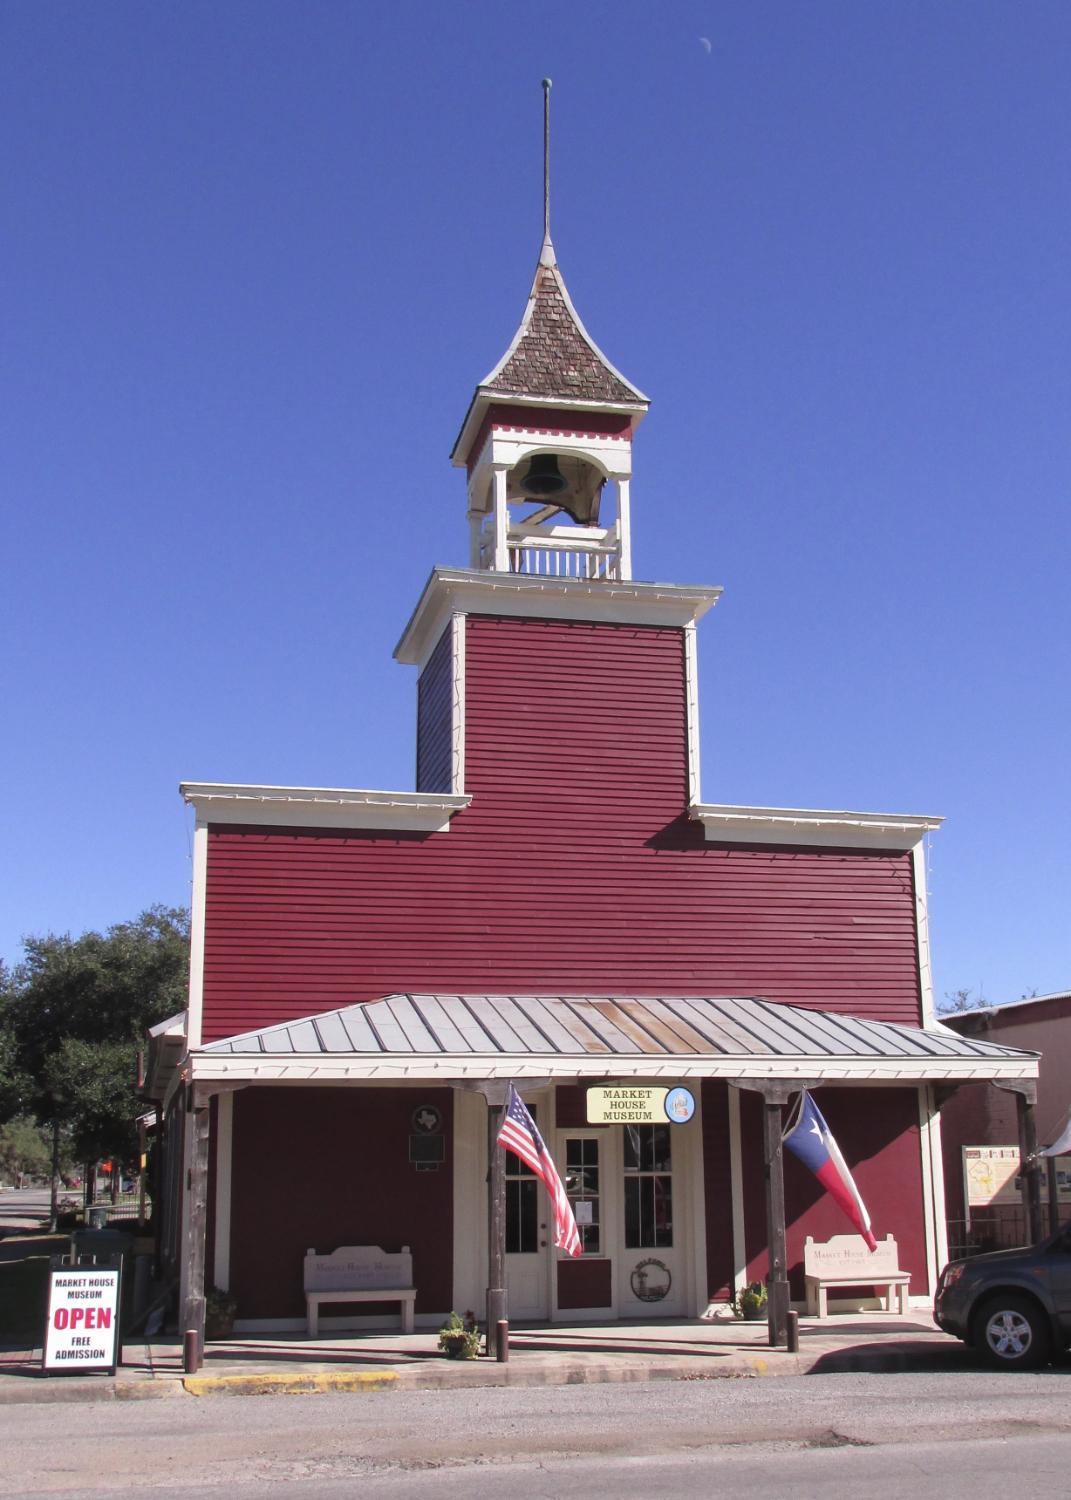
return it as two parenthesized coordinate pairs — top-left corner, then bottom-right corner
(487, 1085), (508, 1356)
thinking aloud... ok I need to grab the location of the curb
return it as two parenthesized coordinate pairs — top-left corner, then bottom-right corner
(0, 1340), (962, 1405)
(183, 1369), (400, 1398)
(0, 1377), (185, 1405)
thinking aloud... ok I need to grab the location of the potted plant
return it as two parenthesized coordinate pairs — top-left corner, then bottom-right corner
(437, 1309), (481, 1360)
(204, 1285), (238, 1340)
(732, 1281), (768, 1321)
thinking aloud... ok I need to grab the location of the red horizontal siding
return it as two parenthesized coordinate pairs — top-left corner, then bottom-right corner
(229, 1087), (454, 1319)
(201, 614), (922, 1042)
(741, 1087), (931, 1297)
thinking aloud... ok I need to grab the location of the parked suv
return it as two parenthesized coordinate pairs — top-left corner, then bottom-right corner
(934, 1220), (1071, 1369)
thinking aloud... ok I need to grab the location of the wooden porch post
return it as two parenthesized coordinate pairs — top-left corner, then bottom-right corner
(728, 1077), (820, 1349)
(1046, 1157), (1061, 1236)
(486, 1095), (507, 1355)
(762, 1098), (790, 1348)
(181, 1091), (211, 1373)
(1014, 1088), (1045, 1244)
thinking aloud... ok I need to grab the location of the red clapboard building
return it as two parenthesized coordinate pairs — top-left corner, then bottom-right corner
(147, 164), (1038, 1347)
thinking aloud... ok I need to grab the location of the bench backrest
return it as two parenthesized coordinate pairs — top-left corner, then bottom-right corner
(304, 1245), (413, 1293)
(804, 1233), (901, 1278)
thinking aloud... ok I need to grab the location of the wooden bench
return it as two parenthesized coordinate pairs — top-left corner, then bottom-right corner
(303, 1246), (416, 1336)
(803, 1234), (910, 1317)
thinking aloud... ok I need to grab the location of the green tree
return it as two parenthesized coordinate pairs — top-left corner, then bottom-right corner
(44, 1038), (145, 1167)
(0, 1115), (54, 1186)
(1, 906), (189, 1221)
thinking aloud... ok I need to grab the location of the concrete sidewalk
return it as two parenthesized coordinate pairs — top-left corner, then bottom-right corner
(0, 1312), (971, 1404)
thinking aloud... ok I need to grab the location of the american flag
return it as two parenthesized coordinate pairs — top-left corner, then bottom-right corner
(497, 1084), (582, 1258)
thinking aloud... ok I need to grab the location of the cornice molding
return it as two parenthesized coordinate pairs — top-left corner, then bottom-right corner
(395, 567), (721, 668)
(689, 802), (943, 851)
(180, 782), (470, 833)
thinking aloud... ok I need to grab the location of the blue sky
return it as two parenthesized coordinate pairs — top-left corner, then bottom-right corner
(2, 2), (1068, 1007)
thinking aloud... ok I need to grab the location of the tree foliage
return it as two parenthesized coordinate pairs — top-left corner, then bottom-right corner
(0, 1115), (55, 1184)
(0, 906), (189, 1164)
(939, 987), (988, 1015)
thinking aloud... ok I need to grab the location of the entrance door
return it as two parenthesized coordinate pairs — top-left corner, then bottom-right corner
(504, 1107), (549, 1319)
(616, 1122), (688, 1317)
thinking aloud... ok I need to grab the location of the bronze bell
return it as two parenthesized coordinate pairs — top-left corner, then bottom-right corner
(519, 453), (568, 497)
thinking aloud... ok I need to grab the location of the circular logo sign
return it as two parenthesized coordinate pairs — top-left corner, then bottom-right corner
(664, 1087), (695, 1124)
(411, 1104), (442, 1134)
(630, 1258), (672, 1303)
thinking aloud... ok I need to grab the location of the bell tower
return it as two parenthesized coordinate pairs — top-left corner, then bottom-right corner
(450, 81), (649, 583)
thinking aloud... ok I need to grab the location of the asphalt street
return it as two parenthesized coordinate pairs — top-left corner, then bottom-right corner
(1, 1370), (1068, 1497)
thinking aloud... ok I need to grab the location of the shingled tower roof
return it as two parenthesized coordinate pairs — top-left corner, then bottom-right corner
(479, 240), (649, 407)
(451, 81), (649, 467)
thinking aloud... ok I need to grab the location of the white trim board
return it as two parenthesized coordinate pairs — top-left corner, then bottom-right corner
(690, 802), (943, 852)
(451, 612), (466, 796)
(188, 1051), (1037, 1086)
(213, 1092), (234, 1292)
(180, 783), (470, 833)
(913, 842), (938, 1027)
(186, 822), (208, 1049)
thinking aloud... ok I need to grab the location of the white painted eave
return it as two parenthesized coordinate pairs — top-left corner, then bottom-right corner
(395, 568), (722, 668)
(143, 1011), (188, 1103)
(188, 1049), (1036, 1086)
(180, 782), (471, 832)
(689, 802), (943, 851)
(451, 389), (648, 468)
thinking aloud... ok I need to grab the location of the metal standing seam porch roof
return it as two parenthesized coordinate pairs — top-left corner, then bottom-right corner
(190, 993), (1039, 1085)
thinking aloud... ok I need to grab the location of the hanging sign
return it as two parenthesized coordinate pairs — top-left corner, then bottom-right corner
(42, 1262), (122, 1375)
(586, 1085), (697, 1125)
(587, 1086), (667, 1123)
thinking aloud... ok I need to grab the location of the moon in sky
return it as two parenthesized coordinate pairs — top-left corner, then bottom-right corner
(699, 36), (712, 53)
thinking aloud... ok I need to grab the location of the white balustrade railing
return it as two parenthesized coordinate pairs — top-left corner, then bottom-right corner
(476, 523), (621, 582)
(508, 538), (619, 580)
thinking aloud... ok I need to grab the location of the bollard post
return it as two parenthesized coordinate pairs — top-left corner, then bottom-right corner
(183, 1328), (200, 1374)
(496, 1319), (509, 1362)
(786, 1309), (800, 1353)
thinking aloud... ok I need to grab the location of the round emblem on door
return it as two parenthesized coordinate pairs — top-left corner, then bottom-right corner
(630, 1258), (672, 1302)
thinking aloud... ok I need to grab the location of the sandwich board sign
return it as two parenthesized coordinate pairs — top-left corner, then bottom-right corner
(42, 1260), (122, 1375)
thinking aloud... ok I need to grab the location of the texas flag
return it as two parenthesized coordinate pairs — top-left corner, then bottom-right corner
(783, 1091), (877, 1251)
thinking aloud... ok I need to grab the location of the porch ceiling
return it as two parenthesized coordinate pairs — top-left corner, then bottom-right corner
(190, 993), (1038, 1086)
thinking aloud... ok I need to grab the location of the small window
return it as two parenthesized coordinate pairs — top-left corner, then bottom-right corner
(623, 1124), (672, 1249)
(506, 1106), (538, 1254)
(565, 1137), (601, 1255)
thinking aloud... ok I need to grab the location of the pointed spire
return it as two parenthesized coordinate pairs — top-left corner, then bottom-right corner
(540, 78), (555, 269)
(451, 83), (649, 463)
(475, 81), (647, 407)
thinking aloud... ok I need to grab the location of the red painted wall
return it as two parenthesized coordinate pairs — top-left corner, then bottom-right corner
(558, 1258), (613, 1310)
(701, 1081), (735, 1301)
(201, 614), (922, 1042)
(228, 1086), (454, 1321)
(740, 1087), (930, 1297)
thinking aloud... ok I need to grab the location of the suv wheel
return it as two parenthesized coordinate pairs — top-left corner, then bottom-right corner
(975, 1295), (1050, 1370)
